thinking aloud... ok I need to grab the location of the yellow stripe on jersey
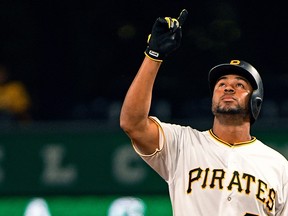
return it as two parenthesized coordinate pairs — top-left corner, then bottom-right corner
(209, 129), (256, 147)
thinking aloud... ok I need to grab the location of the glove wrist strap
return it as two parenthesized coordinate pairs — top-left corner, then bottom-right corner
(144, 48), (164, 62)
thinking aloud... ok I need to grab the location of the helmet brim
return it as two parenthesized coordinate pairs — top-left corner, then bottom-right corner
(208, 64), (258, 92)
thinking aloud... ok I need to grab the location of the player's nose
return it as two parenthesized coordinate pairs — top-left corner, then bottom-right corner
(224, 85), (235, 93)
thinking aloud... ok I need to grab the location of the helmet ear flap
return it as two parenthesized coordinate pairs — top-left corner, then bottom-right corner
(255, 97), (263, 107)
(250, 93), (263, 124)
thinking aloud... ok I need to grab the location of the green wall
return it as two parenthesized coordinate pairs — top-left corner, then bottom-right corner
(0, 195), (172, 216)
(0, 122), (287, 195)
(0, 123), (166, 195)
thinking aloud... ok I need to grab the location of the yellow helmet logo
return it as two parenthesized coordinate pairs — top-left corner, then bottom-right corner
(230, 60), (241, 65)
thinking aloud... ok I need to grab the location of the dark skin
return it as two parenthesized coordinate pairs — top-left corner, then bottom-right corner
(120, 57), (254, 155)
(211, 74), (253, 144)
(120, 57), (160, 155)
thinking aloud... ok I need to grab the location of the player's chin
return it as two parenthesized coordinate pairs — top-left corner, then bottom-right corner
(214, 104), (242, 114)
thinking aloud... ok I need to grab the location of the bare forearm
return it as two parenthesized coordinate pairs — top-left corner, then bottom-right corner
(120, 57), (161, 132)
(120, 9), (187, 153)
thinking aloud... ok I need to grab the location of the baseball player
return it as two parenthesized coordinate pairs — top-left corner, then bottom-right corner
(120, 9), (288, 215)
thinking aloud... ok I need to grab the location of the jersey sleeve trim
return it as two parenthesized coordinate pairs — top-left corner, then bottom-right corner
(131, 116), (165, 157)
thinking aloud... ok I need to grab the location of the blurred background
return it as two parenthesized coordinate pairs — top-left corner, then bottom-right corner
(0, 0), (288, 215)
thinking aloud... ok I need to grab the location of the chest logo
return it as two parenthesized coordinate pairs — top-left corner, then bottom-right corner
(186, 167), (276, 212)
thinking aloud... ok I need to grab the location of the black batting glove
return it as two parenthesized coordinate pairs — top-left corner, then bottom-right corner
(144, 9), (188, 62)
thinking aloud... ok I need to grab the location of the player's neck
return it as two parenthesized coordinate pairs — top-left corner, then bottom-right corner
(212, 117), (251, 145)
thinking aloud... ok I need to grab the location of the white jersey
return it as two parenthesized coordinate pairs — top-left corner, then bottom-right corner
(133, 117), (288, 216)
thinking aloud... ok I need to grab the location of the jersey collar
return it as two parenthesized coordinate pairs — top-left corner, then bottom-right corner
(209, 129), (256, 147)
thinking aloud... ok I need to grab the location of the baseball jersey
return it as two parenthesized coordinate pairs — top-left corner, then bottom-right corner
(133, 117), (288, 216)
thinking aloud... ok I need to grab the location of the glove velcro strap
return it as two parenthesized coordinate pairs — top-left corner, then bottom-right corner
(144, 48), (163, 62)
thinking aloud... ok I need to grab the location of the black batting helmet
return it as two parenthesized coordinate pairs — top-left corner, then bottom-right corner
(208, 60), (264, 124)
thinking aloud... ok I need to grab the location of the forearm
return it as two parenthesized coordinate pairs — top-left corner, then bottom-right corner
(120, 57), (161, 132)
(120, 9), (187, 154)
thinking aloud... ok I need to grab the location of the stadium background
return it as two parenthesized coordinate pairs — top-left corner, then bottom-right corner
(0, 0), (288, 215)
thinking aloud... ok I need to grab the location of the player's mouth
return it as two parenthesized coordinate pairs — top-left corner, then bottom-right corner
(220, 95), (236, 102)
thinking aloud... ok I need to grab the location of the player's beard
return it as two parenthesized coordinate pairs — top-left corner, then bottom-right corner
(212, 102), (248, 116)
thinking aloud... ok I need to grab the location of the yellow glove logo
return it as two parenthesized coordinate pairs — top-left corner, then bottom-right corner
(164, 17), (179, 29)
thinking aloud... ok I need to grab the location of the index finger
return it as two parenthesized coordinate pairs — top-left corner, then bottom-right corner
(178, 9), (188, 26)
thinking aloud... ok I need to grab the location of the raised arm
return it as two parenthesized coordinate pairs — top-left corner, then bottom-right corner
(120, 57), (161, 154)
(120, 9), (188, 155)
